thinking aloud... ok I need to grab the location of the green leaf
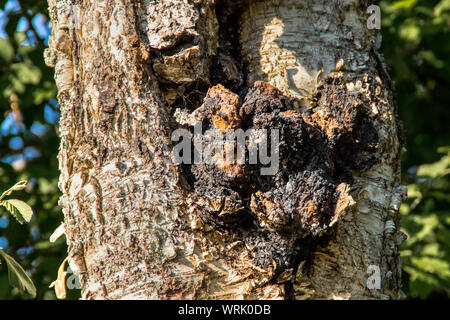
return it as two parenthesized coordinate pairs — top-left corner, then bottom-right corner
(399, 21), (421, 44)
(392, 0), (419, 10)
(421, 243), (444, 257)
(0, 199), (33, 224)
(0, 38), (14, 64)
(417, 153), (450, 178)
(437, 146), (450, 154)
(418, 50), (445, 69)
(0, 248), (36, 298)
(406, 183), (422, 200)
(11, 62), (42, 85)
(435, 0), (450, 16)
(411, 256), (450, 280)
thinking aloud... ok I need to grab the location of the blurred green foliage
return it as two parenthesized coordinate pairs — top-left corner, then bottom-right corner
(380, 0), (450, 169)
(399, 147), (450, 299)
(0, 0), (448, 299)
(380, 0), (450, 299)
(0, 0), (79, 299)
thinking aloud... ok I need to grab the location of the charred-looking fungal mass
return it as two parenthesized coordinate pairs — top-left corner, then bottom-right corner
(179, 79), (379, 274)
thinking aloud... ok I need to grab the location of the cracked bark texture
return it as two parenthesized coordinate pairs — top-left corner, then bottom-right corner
(46, 0), (407, 299)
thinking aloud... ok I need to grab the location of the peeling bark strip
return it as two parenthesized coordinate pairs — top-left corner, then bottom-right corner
(47, 0), (406, 299)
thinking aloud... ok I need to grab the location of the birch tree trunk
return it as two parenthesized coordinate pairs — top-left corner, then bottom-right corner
(45, 0), (407, 299)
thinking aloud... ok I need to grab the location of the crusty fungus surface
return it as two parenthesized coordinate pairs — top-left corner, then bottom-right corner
(181, 79), (378, 274)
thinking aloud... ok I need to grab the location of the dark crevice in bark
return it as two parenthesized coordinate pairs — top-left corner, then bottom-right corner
(210, 0), (246, 94)
(284, 234), (324, 300)
(370, 48), (406, 154)
(167, 0), (247, 113)
(171, 80), (212, 111)
(170, 1), (250, 189)
(158, 34), (198, 56)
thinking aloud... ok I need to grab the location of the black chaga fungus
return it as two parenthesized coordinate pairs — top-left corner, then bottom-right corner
(183, 79), (378, 275)
(311, 75), (380, 178)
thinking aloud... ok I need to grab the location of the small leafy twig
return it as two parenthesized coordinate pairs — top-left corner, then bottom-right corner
(0, 248), (36, 298)
(0, 180), (33, 224)
(0, 180), (36, 297)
